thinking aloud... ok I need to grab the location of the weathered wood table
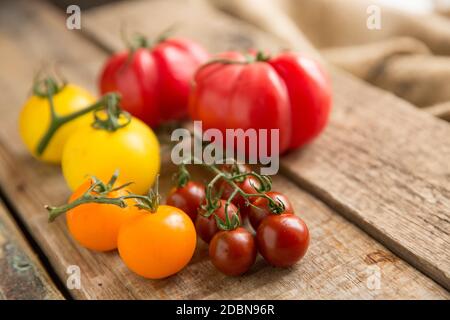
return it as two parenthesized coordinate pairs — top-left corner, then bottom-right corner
(0, 0), (448, 299)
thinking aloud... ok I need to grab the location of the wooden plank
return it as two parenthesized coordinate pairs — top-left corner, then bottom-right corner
(0, 0), (447, 299)
(281, 69), (450, 291)
(81, 0), (289, 54)
(82, 0), (450, 290)
(0, 201), (63, 299)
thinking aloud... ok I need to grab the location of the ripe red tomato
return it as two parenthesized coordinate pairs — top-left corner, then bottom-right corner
(166, 181), (206, 222)
(100, 38), (209, 127)
(195, 200), (241, 243)
(219, 176), (261, 219)
(248, 191), (294, 230)
(209, 227), (257, 276)
(189, 51), (331, 154)
(256, 214), (309, 267)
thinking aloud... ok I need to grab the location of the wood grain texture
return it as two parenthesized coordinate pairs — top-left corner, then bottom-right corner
(83, 0), (450, 291)
(204, 0), (450, 290)
(281, 69), (450, 290)
(0, 201), (63, 300)
(81, 0), (289, 54)
(0, 0), (447, 299)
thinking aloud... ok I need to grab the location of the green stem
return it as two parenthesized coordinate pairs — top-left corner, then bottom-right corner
(197, 159), (283, 213)
(46, 195), (127, 222)
(36, 95), (111, 156)
(46, 173), (161, 222)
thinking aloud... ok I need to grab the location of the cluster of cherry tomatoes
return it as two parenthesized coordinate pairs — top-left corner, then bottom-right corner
(167, 164), (310, 276)
(24, 30), (327, 281)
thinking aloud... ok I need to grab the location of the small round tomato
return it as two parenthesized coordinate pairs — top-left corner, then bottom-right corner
(118, 205), (196, 279)
(195, 200), (240, 244)
(219, 176), (261, 218)
(248, 191), (294, 231)
(166, 181), (206, 221)
(19, 84), (95, 163)
(66, 179), (138, 252)
(256, 214), (309, 267)
(209, 227), (257, 276)
(62, 116), (160, 195)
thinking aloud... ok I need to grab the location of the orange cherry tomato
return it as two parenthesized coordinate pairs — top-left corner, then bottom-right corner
(66, 179), (138, 252)
(118, 205), (196, 279)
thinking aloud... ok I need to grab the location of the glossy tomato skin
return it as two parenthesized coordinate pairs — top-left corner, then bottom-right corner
(256, 214), (309, 267)
(269, 53), (332, 149)
(189, 51), (331, 154)
(195, 200), (241, 244)
(219, 176), (261, 219)
(166, 181), (206, 221)
(62, 116), (160, 195)
(66, 179), (138, 252)
(100, 38), (209, 127)
(209, 227), (257, 276)
(248, 191), (294, 231)
(19, 84), (95, 164)
(118, 205), (196, 279)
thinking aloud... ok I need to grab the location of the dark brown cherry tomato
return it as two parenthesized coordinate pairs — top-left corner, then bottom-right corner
(219, 176), (261, 219)
(195, 200), (241, 243)
(248, 191), (294, 231)
(166, 181), (206, 222)
(209, 227), (257, 276)
(256, 214), (309, 267)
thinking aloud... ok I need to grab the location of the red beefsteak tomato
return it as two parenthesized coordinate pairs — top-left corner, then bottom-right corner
(100, 38), (209, 127)
(189, 52), (331, 154)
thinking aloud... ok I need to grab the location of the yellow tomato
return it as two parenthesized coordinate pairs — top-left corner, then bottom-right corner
(62, 117), (160, 195)
(19, 84), (95, 164)
(118, 205), (197, 279)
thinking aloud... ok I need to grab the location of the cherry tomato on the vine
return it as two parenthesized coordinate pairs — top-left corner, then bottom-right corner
(219, 176), (261, 219)
(248, 191), (294, 231)
(209, 227), (257, 276)
(256, 214), (309, 267)
(65, 179), (138, 252)
(195, 200), (241, 244)
(166, 181), (206, 221)
(189, 51), (331, 155)
(100, 38), (209, 127)
(118, 205), (196, 279)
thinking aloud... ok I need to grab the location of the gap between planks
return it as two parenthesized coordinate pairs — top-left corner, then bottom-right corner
(0, 197), (64, 299)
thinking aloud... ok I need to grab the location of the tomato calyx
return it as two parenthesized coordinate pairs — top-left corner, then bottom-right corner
(91, 93), (132, 132)
(197, 50), (271, 73)
(33, 76), (66, 98)
(124, 24), (178, 52)
(46, 171), (161, 222)
(173, 162), (190, 188)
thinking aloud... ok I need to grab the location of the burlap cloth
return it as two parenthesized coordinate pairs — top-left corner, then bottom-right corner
(209, 0), (450, 121)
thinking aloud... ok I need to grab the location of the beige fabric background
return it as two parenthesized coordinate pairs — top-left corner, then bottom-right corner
(209, 0), (450, 120)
